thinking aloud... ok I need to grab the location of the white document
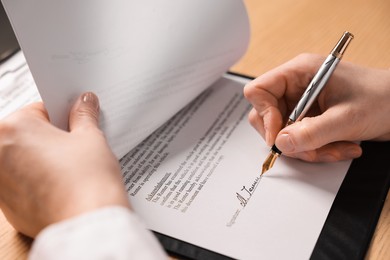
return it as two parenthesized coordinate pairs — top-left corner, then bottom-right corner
(0, 52), (351, 260)
(120, 74), (351, 259)
(2, 0), (250, 159)
(0, 51), (41, 119)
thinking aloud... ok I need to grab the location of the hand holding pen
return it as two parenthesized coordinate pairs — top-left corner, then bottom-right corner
(260, 31), (354, 174)
(243, 31), (390, 174)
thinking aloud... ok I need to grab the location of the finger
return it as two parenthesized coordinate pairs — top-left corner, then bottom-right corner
(275, 106), (361, 153)
(244, 54), (325, 109)
(248, 108), (266, 139)
(5, 102), (50, 122)
(283, 141), (362, 162)
(248, 105), (285, 146)
(244, 54), (325, 145)
(69, 92), (100, 132)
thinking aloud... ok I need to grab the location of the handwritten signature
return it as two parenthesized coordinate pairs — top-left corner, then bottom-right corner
(236, 176), (261, 207)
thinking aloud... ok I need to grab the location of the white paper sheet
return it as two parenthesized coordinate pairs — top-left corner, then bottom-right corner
(2, 0), (250, 159)
(120, 75), (351, 259)
(0, 51), (41, 119)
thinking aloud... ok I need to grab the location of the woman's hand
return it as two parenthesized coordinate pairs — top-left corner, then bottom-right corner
(244, 53), (390, 162)
(0, 93), (130, 238)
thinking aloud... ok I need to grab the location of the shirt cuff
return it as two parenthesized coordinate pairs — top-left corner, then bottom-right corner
(29, 206), (167, 260)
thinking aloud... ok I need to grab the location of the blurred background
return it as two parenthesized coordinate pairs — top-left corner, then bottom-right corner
(232, 0), (390, 76)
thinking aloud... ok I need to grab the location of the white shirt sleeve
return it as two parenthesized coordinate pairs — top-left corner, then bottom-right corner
(28, 206), (168, 260)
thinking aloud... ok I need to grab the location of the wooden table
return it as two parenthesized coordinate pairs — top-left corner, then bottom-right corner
(1, 0), (389, 259)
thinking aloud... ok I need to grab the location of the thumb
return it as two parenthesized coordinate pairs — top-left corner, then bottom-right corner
(69, 92), (100, 132)
(275, 108), (355, 153)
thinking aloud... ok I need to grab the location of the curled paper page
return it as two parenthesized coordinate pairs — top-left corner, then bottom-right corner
(2, 0), (250, 158)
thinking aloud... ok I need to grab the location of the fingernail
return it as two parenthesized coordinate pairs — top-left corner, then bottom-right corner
(345, 147), (362, 158)
(264, 123), (270, 146)
(265, 130), (270, 146)
(82, 92), (99, 110)
(276, 134), (295, 153)
(263, 112), (271, 146)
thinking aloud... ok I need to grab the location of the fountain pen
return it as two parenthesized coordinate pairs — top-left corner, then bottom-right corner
(261, 31), (354, 175)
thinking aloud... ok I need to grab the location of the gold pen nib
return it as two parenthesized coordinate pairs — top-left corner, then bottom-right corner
(261, 146), (281, 176)
(261, 163), (269, 176)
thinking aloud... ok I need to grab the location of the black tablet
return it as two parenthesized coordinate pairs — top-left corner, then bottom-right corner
(0, 3), (19, 64)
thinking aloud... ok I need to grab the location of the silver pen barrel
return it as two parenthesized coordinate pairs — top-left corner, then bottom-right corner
(288, 31), (354, 124)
